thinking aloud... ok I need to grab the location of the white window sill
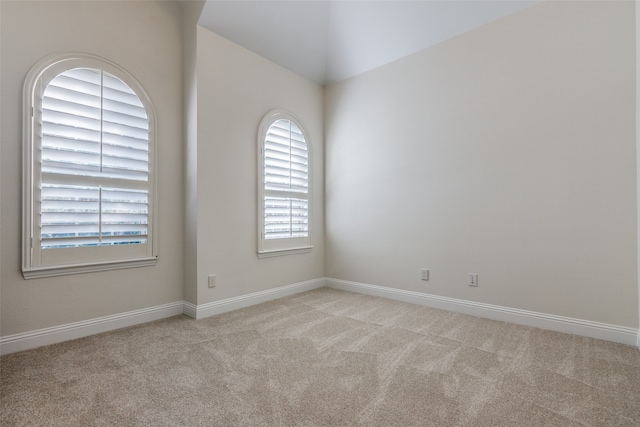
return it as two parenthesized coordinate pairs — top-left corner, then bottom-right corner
(257, 246), (312, 259)
(22, 257), (158, 279)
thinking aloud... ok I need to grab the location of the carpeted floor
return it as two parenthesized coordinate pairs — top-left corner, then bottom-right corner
(1, 287), (640, 426)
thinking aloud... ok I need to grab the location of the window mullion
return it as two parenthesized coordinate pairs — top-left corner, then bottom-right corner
(99, 71), (103, 243)
(100, 70), (104, 173)
(98, 186), (103, 243)
(288, 120), (292, 190)
(289, 199), (293, 237)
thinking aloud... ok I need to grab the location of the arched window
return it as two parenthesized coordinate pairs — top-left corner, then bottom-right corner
(257, 110), (312, 257)
(22, 53), (157, 278)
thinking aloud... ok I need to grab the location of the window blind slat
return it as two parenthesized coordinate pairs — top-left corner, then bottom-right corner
(265, 170), (291, 180)
(42, 224), (148, 241)
(102, 98), (147, 119)
(42, 223), (99, 237)
(264, 149), (291, 163)
(102, 144), (149, 162)
(103, 121), (149, 141)
(265, 168), (291, 179)
(44, 86), (101, 109)
(103, 87), (143, 107)
(265, 164), (308, 177)
(102, 154), (149, 173)
(103, 110), (148, 130)
(290, 148), (307, 158)
(102, 188), (148, 202)
(100, 167), (148, 181)
(41, 235), (147, 249)
(265, 157), (291, 168)
(42, 135), (100, 154)
(42, 122), (100, 143)
(102, 73), (135, 93)
(60, 68), (101, 84)
(42, 108), (101, 132)
(265, 184), (308, 192)
(42, 99), (101, 124)
(102, 133), (149, 152)
(290, 170), (308, 180)
(103, 73), (144, 106)
(264, 147), (307, 162)
(46, 75), (101, 95)
(42, 160), (101, 175)
(101, 213), (148, 224)
(266, 133), (293, 146)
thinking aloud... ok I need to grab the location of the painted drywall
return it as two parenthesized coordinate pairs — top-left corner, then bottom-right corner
(0, 0), (4, 336)
(192, 26), (324, 304)
(637, 0), (640, 342)
(0, 1), (184, 336)
(325, 1), (638, 327)
(182, 1), (206, 306)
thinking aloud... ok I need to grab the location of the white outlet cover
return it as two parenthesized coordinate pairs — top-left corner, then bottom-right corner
(468, 274), (478, 287)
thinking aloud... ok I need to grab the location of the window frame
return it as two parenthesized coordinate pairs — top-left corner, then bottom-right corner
(257, 109), (312, 258)
(22, 53), (158, 279)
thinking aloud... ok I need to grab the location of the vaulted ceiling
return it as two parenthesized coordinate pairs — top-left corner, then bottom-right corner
(199, 0), (540, 85)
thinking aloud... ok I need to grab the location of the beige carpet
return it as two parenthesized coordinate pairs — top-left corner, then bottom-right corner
(2, 287), (640, 426)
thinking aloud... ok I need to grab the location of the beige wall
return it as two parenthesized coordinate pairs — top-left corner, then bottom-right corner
(325, 1), (638, 327)
(182, 1), (205, 305)
(191, 27), (325, 304)
(637, 0), (640, 340)
(0, 1), (184, 335)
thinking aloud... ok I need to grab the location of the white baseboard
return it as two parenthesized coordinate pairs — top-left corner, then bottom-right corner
(0, 302), (184, 356)
(188, 278), (326, 320)
(326, 278), (639, 347)
(0, 278), (325, 356)
(3, 278), (636, 355)
(183, 301), (197, 319)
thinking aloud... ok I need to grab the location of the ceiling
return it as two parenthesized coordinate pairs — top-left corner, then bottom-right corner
(199, 1), (540, 85)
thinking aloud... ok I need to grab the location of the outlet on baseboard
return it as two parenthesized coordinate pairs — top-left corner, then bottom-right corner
(468, 274), (478, 287)
(208, 274), (216, 288)
(421, 269), (429, 281)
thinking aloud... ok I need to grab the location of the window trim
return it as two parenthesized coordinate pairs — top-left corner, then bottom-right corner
(257, 109), (312, 258)
(22, 53), (158, 279)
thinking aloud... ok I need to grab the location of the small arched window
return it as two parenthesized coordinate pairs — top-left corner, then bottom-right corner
(257, 110), (312, 257)
(22, 53), (157, 278)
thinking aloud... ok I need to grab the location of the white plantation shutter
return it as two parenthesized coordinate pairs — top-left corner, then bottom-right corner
(258, 110), (312, 256)
(264, 120), (308, 192)
(40, 68), (149, 248)
(264, 119), (309, 239)
(23, 54), (157, 278)
(264, 197), (308, 239)
(40, 184), (148, 248)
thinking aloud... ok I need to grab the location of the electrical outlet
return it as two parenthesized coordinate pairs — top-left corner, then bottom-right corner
(421, 269), (429, 281)
(468, 274), (478, 287)
(208, 274), (216, 288)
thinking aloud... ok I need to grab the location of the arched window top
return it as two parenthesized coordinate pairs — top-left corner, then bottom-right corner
(26, 53), (155, 122)
(263, 116), (309, 195)
(22, 53), (158, 278)
(257, 109), (312, 257)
